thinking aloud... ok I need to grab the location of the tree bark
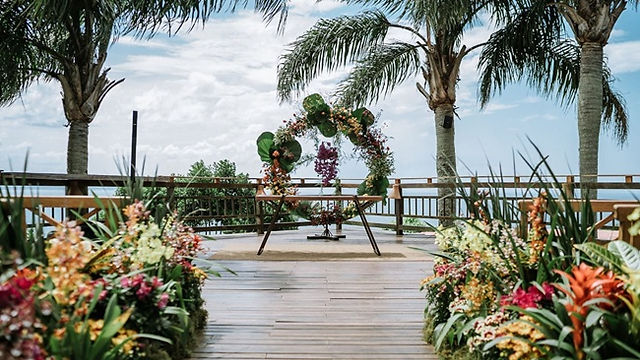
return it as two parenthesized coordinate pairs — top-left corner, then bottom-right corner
(434, 104), (456, 227)
(577, 42), (603, 199)
(66, 120), (89, 195)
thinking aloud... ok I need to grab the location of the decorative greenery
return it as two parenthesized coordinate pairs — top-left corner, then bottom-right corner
(1, 188), (212, 359)
(257, 93), (394, 198)
(420, 149), (640, 359)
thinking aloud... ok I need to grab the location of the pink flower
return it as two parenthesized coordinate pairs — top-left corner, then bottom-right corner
(136, 282), (152, 300)
(501, 283), (553, 309)
(151, 277), (163, 289)
(120, 277), (132, 288)
(131, 274), (144, 287)
(157, 293), (170, 309)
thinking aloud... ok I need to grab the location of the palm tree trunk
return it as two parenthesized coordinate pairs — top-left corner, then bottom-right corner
(66, 120), (89, 195)
(434, 103), (456, 227)
(578, 42), (603, 199)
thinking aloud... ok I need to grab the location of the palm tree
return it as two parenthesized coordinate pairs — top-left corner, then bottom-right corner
(277, 1), (514, 226)
(478, 0), (632, 198)
(0, 0), (287, 194)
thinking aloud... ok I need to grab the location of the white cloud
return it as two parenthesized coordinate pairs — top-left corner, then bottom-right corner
(606, 41), (640, 74)
(1, 6), (638, 179)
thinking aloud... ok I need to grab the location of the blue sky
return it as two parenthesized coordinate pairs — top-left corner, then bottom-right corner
(1, 0), (639, 180)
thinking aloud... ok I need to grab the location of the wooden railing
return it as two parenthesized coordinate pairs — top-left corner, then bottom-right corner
(2, 172), (639, 236)
(517, 200), (640, 244)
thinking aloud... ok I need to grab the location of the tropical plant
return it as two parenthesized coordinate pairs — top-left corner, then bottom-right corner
(0, 0), (288, 193)
(0, 170), (46, 264)
(478, 0), (633, 198)
(277, 0), (519, 226)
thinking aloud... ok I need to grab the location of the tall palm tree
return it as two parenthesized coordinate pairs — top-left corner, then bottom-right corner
(478, 0), (631, 198)
(277, 1), (514, 226)
(0, 0), (287, 194)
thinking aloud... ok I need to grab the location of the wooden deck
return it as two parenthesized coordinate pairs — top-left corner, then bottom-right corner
(191, 229), (436, 359)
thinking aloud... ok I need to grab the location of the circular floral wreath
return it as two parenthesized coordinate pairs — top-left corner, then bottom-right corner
(256, 94), (394, 221)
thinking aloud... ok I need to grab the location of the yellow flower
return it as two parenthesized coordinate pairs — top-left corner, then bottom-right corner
(74, 319), (104, 341)
(112, 329), (138, 354)
(497, 316), (546, 360)
(460, 278), (495, 314)
(192, 267), (208, 282)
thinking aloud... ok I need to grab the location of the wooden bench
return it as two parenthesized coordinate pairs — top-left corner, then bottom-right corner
(1, 196), (123, 232)
(518, 199), (640, 247)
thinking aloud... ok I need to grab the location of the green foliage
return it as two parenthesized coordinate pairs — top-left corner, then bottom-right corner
(0, 0), (289, 107)
(577, 240), (640, 275)
(277, 11), (391, 102)
(478, 1), (629, 144)
(0, 172), (46, 264)
(257, 132), (275, 162)
(336, 42), (421, 107)
(49, 287), (171, 360)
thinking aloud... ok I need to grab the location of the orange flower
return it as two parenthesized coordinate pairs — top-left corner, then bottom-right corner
(554, 263), (626, 359)
(527, 193), (548, 264)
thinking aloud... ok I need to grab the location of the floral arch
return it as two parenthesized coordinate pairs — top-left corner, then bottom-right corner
(256, 93), (394, 198)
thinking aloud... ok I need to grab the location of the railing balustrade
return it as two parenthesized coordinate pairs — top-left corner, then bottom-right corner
(2, 172), (639, 237)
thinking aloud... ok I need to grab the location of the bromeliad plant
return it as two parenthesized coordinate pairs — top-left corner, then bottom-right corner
(421, 146), (640, 359)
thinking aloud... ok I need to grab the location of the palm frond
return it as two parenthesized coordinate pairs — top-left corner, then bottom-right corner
(0, 2), (59, 106)
(277, 11), (392, 102)
(479, 2), (629, 145)
(126, 0), (289, 36)
(602, 70), (628, 145)
(478, 2), (565, 107)
(335, 42), (421, 107)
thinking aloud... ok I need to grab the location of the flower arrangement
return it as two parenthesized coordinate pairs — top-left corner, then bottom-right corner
(421, 176), (640, 360)
(0, 200), (209, 360)
(314, 142), (339, 186)
(256, 93), (394, 197)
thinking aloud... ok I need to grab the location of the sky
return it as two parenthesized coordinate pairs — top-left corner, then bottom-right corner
(1, 0), (639, 181)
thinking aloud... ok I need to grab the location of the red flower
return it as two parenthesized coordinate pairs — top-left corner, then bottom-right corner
(501, 283), (554, 309)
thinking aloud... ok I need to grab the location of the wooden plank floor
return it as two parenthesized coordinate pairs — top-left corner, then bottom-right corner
(191, 261), (436, 359)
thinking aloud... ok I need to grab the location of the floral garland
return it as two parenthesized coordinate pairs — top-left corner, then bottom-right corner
(256, 94), (394, 222)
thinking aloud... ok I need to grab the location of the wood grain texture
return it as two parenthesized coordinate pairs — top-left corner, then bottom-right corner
(190, 261), (436, 359)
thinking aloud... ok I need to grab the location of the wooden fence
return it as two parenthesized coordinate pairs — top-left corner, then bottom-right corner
(2, 171), (639, 236)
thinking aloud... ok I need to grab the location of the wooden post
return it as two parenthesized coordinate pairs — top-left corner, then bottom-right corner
(518, 200), (529, 239)
(130, 110), (138, 184)
(167, 176), (176, 209)
(563, 176), (575, 199)
(335, 185), (343, 232)
(394, 179), (403, 235)
(625, 175), (633, 183)
(256, 179), (264, 234)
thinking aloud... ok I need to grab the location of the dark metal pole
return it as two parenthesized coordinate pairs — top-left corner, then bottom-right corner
(130, 111), (138, 184)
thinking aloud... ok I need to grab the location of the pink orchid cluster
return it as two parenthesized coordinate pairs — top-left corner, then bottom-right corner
(120, 274), (170, 309)
(501, 283), (554, 309)
(314, 142), (339, 186)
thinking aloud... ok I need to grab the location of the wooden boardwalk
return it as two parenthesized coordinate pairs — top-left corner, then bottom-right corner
(191, 260), (436, 359)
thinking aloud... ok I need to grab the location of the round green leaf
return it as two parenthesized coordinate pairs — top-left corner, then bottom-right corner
(352, 107), (375, 127)
(256, 132), (274, 162)
(282, 140), (302, 162)
(318, 121), (337, 137)
(279, 157), (295, 173)
(306, 103), (331, 125)
(303, 93), (326, 112)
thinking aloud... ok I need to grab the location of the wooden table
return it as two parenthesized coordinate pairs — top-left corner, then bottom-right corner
(255, 195), (383, 256)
